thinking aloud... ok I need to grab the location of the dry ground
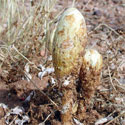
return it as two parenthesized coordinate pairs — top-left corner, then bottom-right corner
(0, 0), (125, 124)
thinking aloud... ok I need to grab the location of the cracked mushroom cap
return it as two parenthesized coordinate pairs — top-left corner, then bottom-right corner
(53, 8), (87, 78)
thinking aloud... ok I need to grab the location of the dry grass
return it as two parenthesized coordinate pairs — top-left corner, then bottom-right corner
(0, 0), (58, 79)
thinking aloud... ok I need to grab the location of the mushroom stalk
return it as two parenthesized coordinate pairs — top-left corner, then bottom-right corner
(60, 76), (77, 125)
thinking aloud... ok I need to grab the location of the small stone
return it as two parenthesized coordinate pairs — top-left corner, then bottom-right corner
(93, 9), (102, 16)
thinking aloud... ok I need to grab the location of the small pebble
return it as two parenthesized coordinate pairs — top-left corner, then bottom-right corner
(93, 9), (102, 16)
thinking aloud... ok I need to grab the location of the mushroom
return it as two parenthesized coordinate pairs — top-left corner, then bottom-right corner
(77, 49), (103, 120)
(52, 8), (87, 124)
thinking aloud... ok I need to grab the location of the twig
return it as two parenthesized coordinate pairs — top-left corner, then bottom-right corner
(9, 115), (18, 125)
(24, 91), (35, 103)
(72, 0), (76, 7)
(88, 23), (124, 39)
(83, 0), (91, 11)
(88, 23), (103, 35)
(111, 104), (125, 108)
(116, 84), (125, 90)
(114, 78), (125, 90)
(105, 111), (125, 125)
(49, 8), (65, 24)
(43, 113), (52, 123)
(12, 45), (32, 64)
(108, 66), (117, 92)
(107, 110), (116, 117)
(12, 45), (39, 70)
(102, 23), (123, 36)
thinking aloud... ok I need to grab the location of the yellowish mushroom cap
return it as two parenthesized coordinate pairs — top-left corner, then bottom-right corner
(83, 49), (103, 71)
(53, 8), (87, 78)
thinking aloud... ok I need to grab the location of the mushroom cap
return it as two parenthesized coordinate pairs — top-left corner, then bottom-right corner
(53, 8), (87, 78)
(83, 49), (103, 71)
